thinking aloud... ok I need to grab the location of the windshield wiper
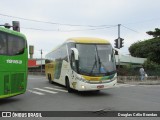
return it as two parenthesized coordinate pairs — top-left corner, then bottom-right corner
(89, 55), (97, 75)
(15, 48), (24, 55)
(97, 53), (109, 74)
(97, 55), (101, 72)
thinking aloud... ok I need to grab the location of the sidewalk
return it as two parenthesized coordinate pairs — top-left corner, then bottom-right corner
(118, 79), (160, 85)
(117, 76), (160, 85)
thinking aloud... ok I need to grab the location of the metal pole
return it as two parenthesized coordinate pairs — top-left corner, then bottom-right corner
(118, 24), (121, 38)
(118, 24), (121, 49)
(118, 24), (121, 69)
(41, 49), (42, 73)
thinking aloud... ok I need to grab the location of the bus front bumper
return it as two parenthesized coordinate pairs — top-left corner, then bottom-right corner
(75, 79), (117, 91)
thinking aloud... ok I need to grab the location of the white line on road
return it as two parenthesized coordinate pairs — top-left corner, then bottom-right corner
(29, 77), (46, 80)
(51, 85), (64, 89)
(115, 84), (136, 88)
(115, 84), (127, 87)
(34, 88), (57, 94)
(27, 90), (45, 95)
(44, 87), (68, 92)
(123, 84), (136, 87)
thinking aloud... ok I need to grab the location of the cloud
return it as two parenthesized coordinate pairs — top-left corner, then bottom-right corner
(1, 0), (160, 58)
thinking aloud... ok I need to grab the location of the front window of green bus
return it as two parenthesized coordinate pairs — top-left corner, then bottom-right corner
(76, 44), (116, 76)
(0, 32), (26, 56)
(8, 35), (25, 55)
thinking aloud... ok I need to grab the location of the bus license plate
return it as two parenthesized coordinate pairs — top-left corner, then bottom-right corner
(97, 85), (104, 89)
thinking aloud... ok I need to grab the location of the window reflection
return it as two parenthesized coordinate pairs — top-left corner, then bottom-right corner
(0, 32), (25, 55)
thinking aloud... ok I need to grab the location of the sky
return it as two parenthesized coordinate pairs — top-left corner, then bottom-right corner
(0, 0), (160, 58)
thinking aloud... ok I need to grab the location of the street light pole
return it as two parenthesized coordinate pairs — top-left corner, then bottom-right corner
(41, 49), (43, 74)
(118, 24), (121, 69)
(118, 24), (121, 38)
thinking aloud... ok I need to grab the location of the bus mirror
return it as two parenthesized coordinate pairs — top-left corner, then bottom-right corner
(114, 50), (118, 55)
(113, 48), (119, 55)
(71, 48), (79, 60)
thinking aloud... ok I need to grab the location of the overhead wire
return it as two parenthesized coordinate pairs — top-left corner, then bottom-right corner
(121, 25), (139, 33)
(21, 25), (117, 32)
(0, 13), (148, 33)
(57, 25), (117, 32)
(0, 13), (116, 28)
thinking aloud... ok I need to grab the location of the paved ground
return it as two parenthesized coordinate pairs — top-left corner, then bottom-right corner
(0, 75), (160, 119)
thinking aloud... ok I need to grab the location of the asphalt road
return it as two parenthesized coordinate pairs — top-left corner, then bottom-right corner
(0, 75), (160, 119)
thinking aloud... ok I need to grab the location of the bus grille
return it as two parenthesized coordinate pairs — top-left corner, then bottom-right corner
(4, 75), (10, 95)
(11, 73), (24, 93)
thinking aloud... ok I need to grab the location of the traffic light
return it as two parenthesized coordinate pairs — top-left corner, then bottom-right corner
(114, 38), (124, 49)
(12, 21), (20, 32)
(114, 39), (118, 48)
(120, 38), (124, 48)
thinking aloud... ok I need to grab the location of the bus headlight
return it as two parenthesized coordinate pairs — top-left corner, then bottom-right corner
(76, 75), (89, 83)
(81, 85), (86, 89)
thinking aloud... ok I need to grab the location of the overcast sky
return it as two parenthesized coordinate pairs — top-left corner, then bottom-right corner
(0, 0), (160, 58)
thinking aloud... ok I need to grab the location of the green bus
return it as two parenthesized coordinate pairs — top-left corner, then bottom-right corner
(0, 26), (28, 98)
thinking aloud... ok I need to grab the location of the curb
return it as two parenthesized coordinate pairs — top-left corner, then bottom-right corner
(118, 80), (160, 85)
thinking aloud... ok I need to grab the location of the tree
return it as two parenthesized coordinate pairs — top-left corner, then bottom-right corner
(146, 28), (160, 38)
(129, 37), (160, 64)
(129, 28), (160, 76)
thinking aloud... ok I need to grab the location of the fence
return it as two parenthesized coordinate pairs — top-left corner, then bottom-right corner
(118, 76), (160, 83)
(28, 72), (45, 75)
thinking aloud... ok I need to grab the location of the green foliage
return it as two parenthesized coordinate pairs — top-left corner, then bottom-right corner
(143, 59), (160, 69)
(129, 28), (160, 76)
(143, 59), (160, 76)
(146, 28), (160, 38)
(117, 63), (160, 76)
(117, 65), (139, 76)
(129, 37), (160, 64)
(122, 28), (160, 76)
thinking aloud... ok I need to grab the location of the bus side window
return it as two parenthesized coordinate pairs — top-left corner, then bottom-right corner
(0, 33), (7, 55)
(71, 51), (76, 70)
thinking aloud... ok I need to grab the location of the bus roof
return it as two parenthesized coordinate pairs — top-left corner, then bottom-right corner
(46, 37), (111, 57)
(0, 27), (26, 39)
(67, 37), (110, 44)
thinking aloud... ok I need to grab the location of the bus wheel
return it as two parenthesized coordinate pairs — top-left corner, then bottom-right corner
(95, 90), (100, 92)
(66, 79), (72, 93)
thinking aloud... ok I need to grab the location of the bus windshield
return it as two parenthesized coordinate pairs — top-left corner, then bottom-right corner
(76, 44), (116, 76)
(0, 32), (25, 55)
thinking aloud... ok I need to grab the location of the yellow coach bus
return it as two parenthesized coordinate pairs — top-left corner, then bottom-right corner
(45, 37), (117, 92)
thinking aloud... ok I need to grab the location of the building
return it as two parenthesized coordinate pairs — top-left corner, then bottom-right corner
(28, 59), (45, 72)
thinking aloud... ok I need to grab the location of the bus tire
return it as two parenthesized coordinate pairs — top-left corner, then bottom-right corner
(95, 90), (100, 92)
(65, 78), (73, 93)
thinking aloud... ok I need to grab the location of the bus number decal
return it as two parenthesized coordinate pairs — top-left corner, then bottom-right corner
(6, 59), (22, 64)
